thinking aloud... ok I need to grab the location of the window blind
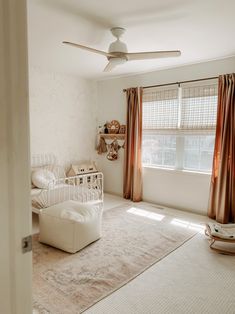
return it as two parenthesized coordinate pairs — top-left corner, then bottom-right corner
(143, 82), (218, 132)
(143, 88), (178, 129)
(181, 84), (218, 130)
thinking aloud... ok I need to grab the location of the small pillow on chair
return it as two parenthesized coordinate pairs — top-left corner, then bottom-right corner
(32, 169), (56, 189)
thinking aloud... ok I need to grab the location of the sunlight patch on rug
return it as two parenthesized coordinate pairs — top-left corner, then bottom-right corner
(33, 203), (197, 313)
(127, 207), (165, 221)
(171, 218), (205, 233)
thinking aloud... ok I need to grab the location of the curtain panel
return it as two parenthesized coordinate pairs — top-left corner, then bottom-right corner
(123, 87), (143, 202)
(208, 73), (235, 223)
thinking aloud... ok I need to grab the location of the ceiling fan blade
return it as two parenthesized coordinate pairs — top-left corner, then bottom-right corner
(63, 41), (115, 57)
(103, 61), (117, 72)
(126, 50), (181, 61)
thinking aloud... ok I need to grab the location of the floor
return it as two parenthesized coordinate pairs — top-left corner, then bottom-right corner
(32, 194), (235, 314)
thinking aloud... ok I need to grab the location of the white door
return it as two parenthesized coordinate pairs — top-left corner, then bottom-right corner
(0, 0), (32, 313)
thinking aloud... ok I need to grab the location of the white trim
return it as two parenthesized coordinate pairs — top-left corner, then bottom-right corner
(143, 165), (211, 176)
(0, 0), (32, 313)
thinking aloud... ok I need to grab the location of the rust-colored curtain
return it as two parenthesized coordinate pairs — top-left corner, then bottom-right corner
(208, 73), (235, 223)
(123, 87), (143, 202)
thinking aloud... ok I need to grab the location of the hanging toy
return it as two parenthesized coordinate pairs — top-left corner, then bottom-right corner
(97, 136), (107, 154)
(106, 139), (119, 161)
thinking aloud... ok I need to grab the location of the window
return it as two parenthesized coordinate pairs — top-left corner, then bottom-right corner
(142, 81), (218, 172)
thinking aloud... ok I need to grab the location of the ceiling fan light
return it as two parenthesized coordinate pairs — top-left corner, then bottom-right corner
(109, 40), (128, 53)
(109, 57), (126, 65)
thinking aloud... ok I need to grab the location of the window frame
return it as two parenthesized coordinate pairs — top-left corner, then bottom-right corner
(142, 81), (218, 174)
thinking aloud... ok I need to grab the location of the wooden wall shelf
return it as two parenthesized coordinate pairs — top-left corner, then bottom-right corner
(99, 133), (126, 140)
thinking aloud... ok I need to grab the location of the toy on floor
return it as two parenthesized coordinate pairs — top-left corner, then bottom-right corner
(205, 222), (235, 255)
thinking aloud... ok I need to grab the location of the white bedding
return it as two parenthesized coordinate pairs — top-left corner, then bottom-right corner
(31, 188), (42, 197)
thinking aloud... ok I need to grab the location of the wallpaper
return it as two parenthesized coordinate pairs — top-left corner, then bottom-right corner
(29, 67), (97, 170)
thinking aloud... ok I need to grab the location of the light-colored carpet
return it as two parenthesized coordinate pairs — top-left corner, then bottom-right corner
(85, 233), (235, 314)
(33, 203), (197, 314)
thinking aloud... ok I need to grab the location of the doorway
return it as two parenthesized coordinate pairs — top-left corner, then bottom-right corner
(0, 0), (32, 313)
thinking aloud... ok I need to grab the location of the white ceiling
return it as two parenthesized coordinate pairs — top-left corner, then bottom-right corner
(27, 0), (235, 79)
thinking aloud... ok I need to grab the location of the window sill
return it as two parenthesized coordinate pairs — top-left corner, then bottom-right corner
(143, 165), (212, 176)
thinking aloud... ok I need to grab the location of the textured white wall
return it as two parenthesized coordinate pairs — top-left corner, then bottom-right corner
(29, 67), (97, 169)
(96, 56), (235, 215)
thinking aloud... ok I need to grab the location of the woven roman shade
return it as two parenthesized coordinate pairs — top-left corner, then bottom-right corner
(181, 83), (218, 130)
(143, 87), (178, 130)
(143, 81), (218, 133)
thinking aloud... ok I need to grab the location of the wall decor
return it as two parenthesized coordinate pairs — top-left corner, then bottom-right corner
(107, 120), (120, 134)
(97, 137), (108, 154)
(106, 139), (119, 161)
(98, 125), (104, 134)
(97, 120), (125, 161)
(104, 122), (109, 134)
(119, 125), (126, 134)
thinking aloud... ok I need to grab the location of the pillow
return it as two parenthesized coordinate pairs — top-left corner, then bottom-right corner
(31, 164), (65, 188)
(31, 169), (56, 189)
(31, 167), (39, 188)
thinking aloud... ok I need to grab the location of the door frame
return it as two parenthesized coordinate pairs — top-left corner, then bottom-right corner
(0, 0), (32, 313)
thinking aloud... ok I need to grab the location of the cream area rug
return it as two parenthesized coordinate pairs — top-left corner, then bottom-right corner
(33, 203), (197, 314)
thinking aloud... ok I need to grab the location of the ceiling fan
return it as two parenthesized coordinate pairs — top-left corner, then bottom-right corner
(63, 27), (181, 72)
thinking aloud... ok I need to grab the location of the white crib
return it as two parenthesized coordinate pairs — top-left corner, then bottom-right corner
(31, 154), (103, 213)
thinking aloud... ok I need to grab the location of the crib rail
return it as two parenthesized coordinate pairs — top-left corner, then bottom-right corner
(31, 153), (56, 167)
(32, 172), (103, 211)
(49, 172), (103, 204)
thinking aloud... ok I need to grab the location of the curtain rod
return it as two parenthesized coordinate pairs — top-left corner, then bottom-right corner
(122, 76), (218, 92)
